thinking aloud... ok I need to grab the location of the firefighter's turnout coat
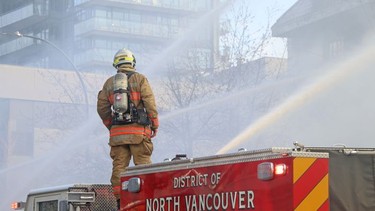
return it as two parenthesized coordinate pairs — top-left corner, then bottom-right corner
(97, 66), (159, 146)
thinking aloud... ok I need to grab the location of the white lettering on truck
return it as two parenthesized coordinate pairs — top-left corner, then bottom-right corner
(146, 172), (255, 211)
(173, 173), (209, 188)
(146, 196), (180, 211)
(146, 191), (254, 211)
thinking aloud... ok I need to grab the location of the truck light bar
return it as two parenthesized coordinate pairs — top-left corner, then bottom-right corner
(257, 162), (287, 180)
(11, 201), (25, 210)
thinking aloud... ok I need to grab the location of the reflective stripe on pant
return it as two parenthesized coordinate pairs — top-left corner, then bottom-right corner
(110, 138), (153, 199)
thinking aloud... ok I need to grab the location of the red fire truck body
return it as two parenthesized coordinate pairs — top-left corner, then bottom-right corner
(12, 145), (375, 211)
(120, 146), (375, 211)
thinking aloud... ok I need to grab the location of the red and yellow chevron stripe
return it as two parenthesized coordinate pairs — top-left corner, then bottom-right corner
(293, 157), (329, 211)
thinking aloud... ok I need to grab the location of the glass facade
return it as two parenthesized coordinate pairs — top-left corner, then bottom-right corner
(74, 12), (179, 39)
(74, 0), (210, 11)
(0, 0), (218, 73)
(72, 0), (216, 72)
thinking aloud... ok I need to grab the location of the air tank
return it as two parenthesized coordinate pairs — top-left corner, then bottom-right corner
(113, 72), (129, 119)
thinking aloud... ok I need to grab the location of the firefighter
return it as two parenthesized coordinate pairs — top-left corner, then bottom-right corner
(97, 48), (159, 209)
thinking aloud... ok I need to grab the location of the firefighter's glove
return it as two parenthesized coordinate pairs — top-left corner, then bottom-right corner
(151, 129), (158, 138)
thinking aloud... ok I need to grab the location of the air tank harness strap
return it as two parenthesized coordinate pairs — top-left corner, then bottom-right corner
(114, 88), (127, 94)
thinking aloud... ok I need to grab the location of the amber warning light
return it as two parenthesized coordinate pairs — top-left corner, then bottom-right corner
(11, 201), (25, 210)
(257, 162), (287, 180)
(275, 164), (287, 175)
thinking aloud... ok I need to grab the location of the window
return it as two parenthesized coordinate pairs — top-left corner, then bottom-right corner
(95, 8), (107, 18)
(113, 9), (123, 20)
(38, 200), (58, 211)
(129, 12), (141, 22)
(329, 38), (344, 58)
(94, 39), (106, 48)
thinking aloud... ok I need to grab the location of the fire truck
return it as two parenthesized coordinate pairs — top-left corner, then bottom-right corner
(11, 184), (117, 211)
(12, 143), (375, 211)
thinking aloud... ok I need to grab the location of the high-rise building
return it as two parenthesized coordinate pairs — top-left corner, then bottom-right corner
(272, 0), (375, 74)
(0, 0), (221, 73)
(0, 0), (74, 70)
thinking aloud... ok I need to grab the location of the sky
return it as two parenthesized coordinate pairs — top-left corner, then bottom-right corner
(261, 0), (298, 57)
(241, 0), (297, 24)
(250, 0), (297, 57)
(235, 0), (298, 57)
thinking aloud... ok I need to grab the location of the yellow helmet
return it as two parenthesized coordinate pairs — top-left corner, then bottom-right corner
(113, 48), (136, 68)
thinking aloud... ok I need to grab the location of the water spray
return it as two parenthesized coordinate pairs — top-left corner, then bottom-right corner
(217, 41), (375, 154)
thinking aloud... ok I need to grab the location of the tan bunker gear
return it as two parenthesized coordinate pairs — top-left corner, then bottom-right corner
(97, 52), (158, 200)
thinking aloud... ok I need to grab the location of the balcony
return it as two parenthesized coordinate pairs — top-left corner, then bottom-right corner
(0, 38), (34, 57)
(0, 3), (48, 32)
(74, 17), (178, 40)
(73, 0), (210, 13)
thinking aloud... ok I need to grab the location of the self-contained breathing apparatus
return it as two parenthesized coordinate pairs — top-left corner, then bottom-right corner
(112, 72), (151, 126)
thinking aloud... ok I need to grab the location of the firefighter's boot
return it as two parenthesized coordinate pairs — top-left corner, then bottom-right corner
(117, 199), (120, 210)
